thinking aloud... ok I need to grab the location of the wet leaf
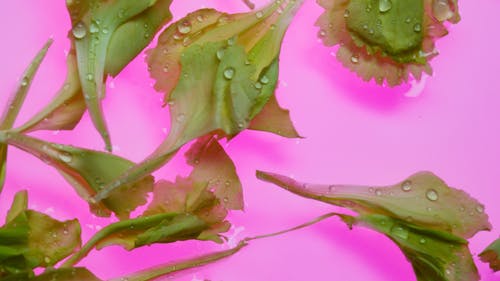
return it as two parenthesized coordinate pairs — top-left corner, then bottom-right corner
(3, 132), (153, 219)
(257, 170), (490, 281)
(0, 39), (53, 195)
(94, 0), (303, 202)
(0, 191), (81, 278)
(62, 137), (237, 266)
(316, 0), (460, 86)
(479, 237), (500, 272)
(14, 48), (86, 134)
(17, 1), (174, 151)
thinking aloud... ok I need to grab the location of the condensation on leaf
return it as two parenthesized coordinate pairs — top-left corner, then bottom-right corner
(257, 170), (490, 281)
(316, 0), (460, 86)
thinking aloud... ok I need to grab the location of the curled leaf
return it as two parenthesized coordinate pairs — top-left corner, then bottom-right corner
(479, 237), (500, 272)
(95, 0), (302, 202)
(316, 0), (460, 85)
(257, 170), (490, 281)
(2, 132), (153, 219)
(0, 191), (81, 279)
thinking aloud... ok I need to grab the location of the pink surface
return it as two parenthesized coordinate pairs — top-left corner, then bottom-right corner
(1, 0), (500, 280)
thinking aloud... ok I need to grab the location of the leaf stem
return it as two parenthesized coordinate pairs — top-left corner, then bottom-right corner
(112, 212), (345, 281)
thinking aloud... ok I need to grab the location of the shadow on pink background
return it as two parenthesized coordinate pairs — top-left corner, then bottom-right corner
(1, 0), (499, 280)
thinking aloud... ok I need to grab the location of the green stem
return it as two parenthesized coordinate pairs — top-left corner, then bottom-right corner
(60, 213), (176, 268)
(113, 212), (345, 281)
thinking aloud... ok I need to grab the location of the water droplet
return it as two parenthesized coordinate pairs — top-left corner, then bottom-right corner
(216, 48), (225, 60)
(223, 197), (229, 203)
(369, 187), (374, 193)
(86, 73), (94, 81)
(375, 189), (383, 196)
(401, 180), (412, 192)
(378, 0), (392, 13)
(255, 82), (262, 89)
(350, 55), (359, 63)
(89, 21), (99, 33)
(260, 75), (269, 84)
(102, 27), (109, 34)
(58, 152), (73, 163)
(173, 33), (182, 40)
(475, 205), (484, 213)
(44, 257), (51, 264)
(177, 21), (192, 34)
(433, 0), (454, 21)
(196, 15), (204, 22)
(163, 66), (169, 72)
(390, 225), (409, 240)
(21, 77), (28, 87)
(413, 23), (422, 32)
(227, 37), (236, 46)
(343, 9), (350, 18)
(319, 29), (326, 37)
(405, 17), (411, 24)
(72, 22), (87, 39)
(223, 67), (235, 79)
(419, 238), (426, 244)
(426, 189), (438, 201)
(176, 114), (185, 122)
(445, 269), (451, 275)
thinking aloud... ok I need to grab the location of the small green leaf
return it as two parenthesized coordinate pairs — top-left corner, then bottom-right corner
(257, 170), (490, 281)
(479, 236), (500, 272)
(316, 0), (460, 85)
(0, 191), (81, 278)
(32, 267), (101, 281)
(3, 132), (153, 219)
(5, 190), (28, 224)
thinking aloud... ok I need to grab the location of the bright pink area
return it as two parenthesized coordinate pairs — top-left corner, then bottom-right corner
(1, 0), (500, 280)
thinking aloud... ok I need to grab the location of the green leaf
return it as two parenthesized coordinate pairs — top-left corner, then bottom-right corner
(16, 0), (172, 136)
(479, 236), (500, 272)
(50, 0), (174, 151)
(257, 170), (490, 281)
(62, 137), (237, 267)
(94, 0), (303, 202)
(14, 49), (86, 134)
(31, 267), (101, 281)
(5, 191), (28, 224)
(0, 191), (81, 279)
(0, 39), (53, 195)
(316, 0), (460, 85)
(3, 132), (153, 219)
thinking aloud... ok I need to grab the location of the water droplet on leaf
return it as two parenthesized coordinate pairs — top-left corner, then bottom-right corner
(223, 67), (235, 80)
(401, 180), (412, 191)
(378, 0), (392, 13)
(58, 152), (73, 163)
(426, 189), (438, 201)
(72, 22), (87, 39)
(177, 21), (192, 34)
(413, 23), (422, 32)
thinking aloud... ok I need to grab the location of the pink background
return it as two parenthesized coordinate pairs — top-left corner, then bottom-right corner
(1, 0), (499, 280)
